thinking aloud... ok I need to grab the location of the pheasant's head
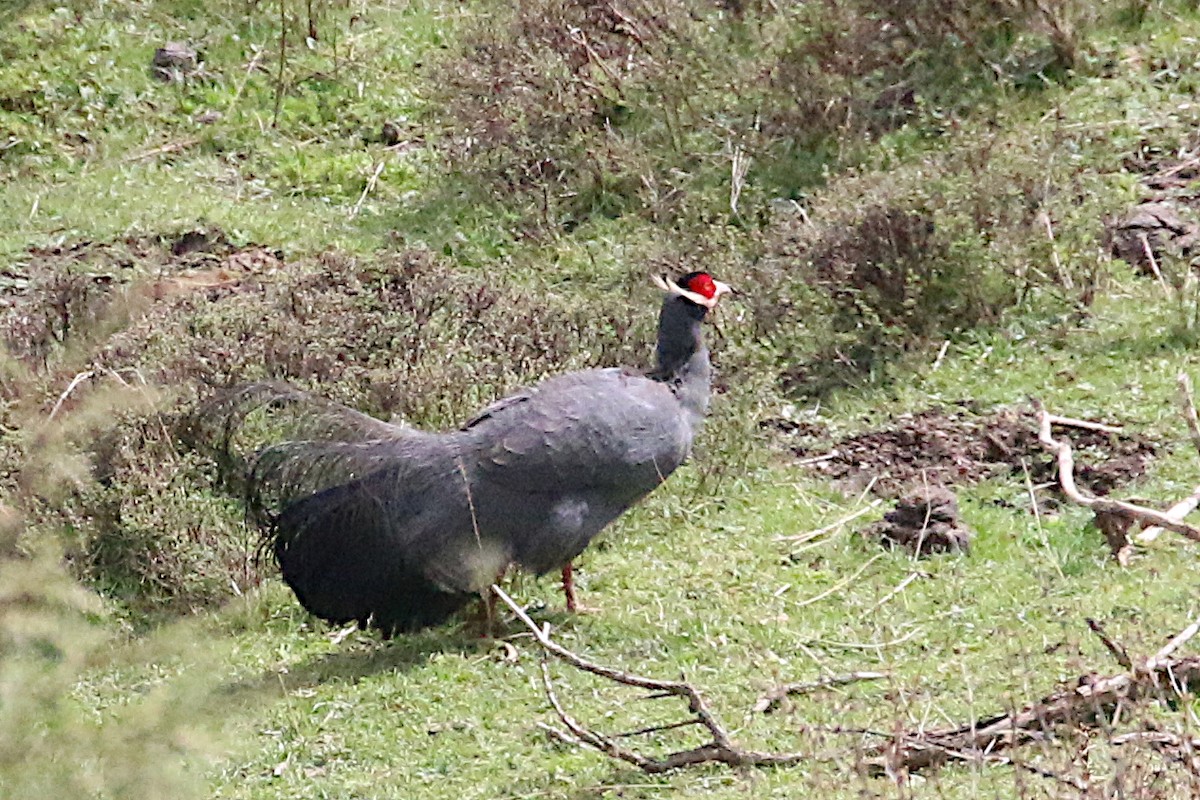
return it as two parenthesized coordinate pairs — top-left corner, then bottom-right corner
(652, 271), (733, 311)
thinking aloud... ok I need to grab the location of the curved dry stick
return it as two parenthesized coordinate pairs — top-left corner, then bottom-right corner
(491, 584), (808, 773)
(1034, 405), (1200, 542)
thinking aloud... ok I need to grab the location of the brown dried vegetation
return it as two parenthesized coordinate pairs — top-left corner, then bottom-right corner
(433, 0), (1090, 230)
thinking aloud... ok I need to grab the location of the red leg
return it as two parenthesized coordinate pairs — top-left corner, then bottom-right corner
(561, 562), (578, 613)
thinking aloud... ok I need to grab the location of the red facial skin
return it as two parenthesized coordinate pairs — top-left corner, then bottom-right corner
(685, 273), (718, 299)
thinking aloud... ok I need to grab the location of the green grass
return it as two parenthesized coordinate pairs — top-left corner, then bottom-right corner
(6, 0), (1200, 798)
(0, 0), (463, 259)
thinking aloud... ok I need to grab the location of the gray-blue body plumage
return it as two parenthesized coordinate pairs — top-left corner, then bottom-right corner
(200, 281), (719, 634)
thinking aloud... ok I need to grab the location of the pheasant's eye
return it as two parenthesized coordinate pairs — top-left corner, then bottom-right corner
(683, 273), (717, 299)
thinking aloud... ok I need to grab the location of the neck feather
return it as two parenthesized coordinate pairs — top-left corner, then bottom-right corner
(650, 296), (712, 421)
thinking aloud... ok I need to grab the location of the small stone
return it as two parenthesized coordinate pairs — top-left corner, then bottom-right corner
(194, 110), (223, 125)
(381, 120), (403, 147)
(152, 42), (200, 82)
(1108, 200), (1199, 278)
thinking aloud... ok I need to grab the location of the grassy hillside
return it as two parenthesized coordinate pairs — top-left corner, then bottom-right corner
(5, 0), (1200, 797)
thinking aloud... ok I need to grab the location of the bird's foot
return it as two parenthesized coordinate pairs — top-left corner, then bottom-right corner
(560, 562), (599, 616)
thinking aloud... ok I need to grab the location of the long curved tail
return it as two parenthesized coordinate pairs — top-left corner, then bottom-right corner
(187, 382), (489, 634)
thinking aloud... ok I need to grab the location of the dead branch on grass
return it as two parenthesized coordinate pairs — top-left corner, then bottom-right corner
(1086, 617), (1133, 669)
(1043, 412), (1125, 435)
(866, 612), (1200, 775)
(753, 672), (887, 714)
(1136, 488), (1200, 544)
(491, 584), (808, 773)
(1034, 403), (1200, 544)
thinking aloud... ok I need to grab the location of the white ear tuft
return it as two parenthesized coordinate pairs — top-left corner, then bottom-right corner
(651, 274), (720, 308)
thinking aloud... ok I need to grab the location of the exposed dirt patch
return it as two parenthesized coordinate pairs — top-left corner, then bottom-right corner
(1110, 139), (1200, 279)
(865, 486), (972, 555)
(0, 227), (281, 366)
(774, 405), (1156, 497)
(1107, 201), (1199, 278)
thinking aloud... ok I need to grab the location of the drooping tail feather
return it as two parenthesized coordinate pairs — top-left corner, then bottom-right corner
(271, 477), (476, 634)
(187, 382), (485, 633)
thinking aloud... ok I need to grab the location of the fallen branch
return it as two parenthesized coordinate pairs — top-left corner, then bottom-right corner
(1136, 488), (1200, 544)
(1035, 404), (1200, 543)
(753, 671), (888, 713)
(122, 137), (200, 162)
(492, 584), (808, 773)
(1043, 412), (1125, 435)
(48, 369), (96, 420)
(1086, 617), (1133, 669)
(867, 612), (1200, 774)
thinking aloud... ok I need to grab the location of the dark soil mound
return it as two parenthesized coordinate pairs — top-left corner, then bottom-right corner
(866, 486), (972, 555)
(0, 227), (280, 366)
(773, 405), (1155, 497)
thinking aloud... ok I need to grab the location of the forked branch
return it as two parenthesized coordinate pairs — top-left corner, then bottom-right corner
(867, 613), (1200, 774)
(1034, 403), (1200, 543)
(491, 584), (807, 773)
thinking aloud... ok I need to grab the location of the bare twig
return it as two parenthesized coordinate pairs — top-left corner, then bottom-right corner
(1135, 488), (1200, 544)
(808, 628), (923, 651)
(1086, 618), (1133, 669)
(1044, 413), (1125, 435)
(122, 138), (200, 163)
(226, 47), (266, 112)
(349, 160), (386, 219)
(729, 145), (750, 217)
(791, 451), (838, 467)
(1136, 374), (1200, 544)
(1040, 211), (1073, 290)
(931, 340), (950, 371)
(1178, 373), (1200, 459)
(1022, 456), (1066, 576)
(567, 27), (623, 91)
(753, 672), (888, 713)
(870, 613), (1200, 774)
(492, 585), (809, 773)
(1150, 613), (1200, 665)
(859, 571), (924, 619)
(48, 370), (95, 420)
(1139, 232), (1172, 294)
(1035, 404), (1200, 542)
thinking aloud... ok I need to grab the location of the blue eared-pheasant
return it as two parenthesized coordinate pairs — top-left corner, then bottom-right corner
(198, 272), (732, 635)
